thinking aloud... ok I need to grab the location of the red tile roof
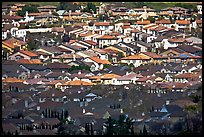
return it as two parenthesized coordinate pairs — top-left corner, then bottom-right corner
(17, 59), (43, 64)
(84, 40), (98, 46)
(137, 20), (150, 25)
(140, 52), (163, 59)
(121, 54), (151, 60)
(20, 50), (38, 57)
(2, 38), (26, 49)
(2, 77), (25, 83)
(155, 19), (171, 24)
(176, 20), (190, 25)
(94, 22), (110, 26)
(63, 80), (94, 86)
(89, 56), (111, 64)
(97, 35), (118, 40)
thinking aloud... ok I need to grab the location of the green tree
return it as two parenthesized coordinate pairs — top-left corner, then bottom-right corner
(147, 16), (155, 23)
(17, 4), (39, 17)
(27, 41), (38, 50)
(57, 2), (80, 11)
(83, 2), (97, 13)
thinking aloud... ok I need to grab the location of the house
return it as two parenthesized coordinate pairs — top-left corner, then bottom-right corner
(97, 35), (118, 48)
(91, 48), (109, 60)
(121, 54), (151, 67)
(175, 20), (191, 32)
(93, 22), (114, 34)
(2, 38), (27, 55)
(83, 56), (111, 71)
(138, 52), (165, 65)
(155, 19), (172, 28)
(46, 62), (71, 72)
(52, 53), (83, 63)
(131, 41), (151, 52)
(135, 20), (151, 30)
(8, 50), (38, 61)
(100, 73), (121, 85)
(37, 5), (57, 14)
(118, 42), (141, 55)
(113, 73), (143, 85)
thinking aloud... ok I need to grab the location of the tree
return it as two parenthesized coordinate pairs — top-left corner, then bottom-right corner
(147, 16), (155, 23)
(83, 3), (97, 14)
(27, 41), (38, 51)
(57, 2), (80, 11)
(17, 4), (39, 17)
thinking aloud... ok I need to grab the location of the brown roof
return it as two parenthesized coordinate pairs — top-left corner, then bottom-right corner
(2, 15), (23, 20)
(63, 80), (94, 86)
(20, 50), (38, 57)
(168, 38), (191, 43)
(131, 29), (141, 33)
(89, 57), (111, 64)
(174, 73), (199, 79)
(97, 35), (118, 40)
(94, 22), (110, 26)
(2, 38), (26, 49)
(176, 20), (190, 25)
(51, 27), (65, 33)
(84, 40), (98, 46)
(17, 59), (43, 64)
(28, 12), (42, 16)
(137, 20), (150, 25)
(2, 77), (25, 83)
(101, 73), (121, 79)
(38, 5), (57, 9)
(121, 54), (151, 60)
(155, 19), (171, 24)
(140, 52), (163, 59)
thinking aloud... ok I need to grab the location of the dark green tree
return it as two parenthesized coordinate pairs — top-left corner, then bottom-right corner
(17, 4), (39, 17)
(83, 3), (96, 13)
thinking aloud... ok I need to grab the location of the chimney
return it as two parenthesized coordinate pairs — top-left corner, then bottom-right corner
(142, 18), (144, 22)
(73, 54), (76, 61)
(120, 109), (123, 114)
(49, 10), (52, 15)
(126, 71), (129, 75)
(25, 100), (28, 108)
(78, 71), (81, 75)
(83, 108), (85, 114)
(25, 11), (28, 17)
(165, 100), (170, 105)
(10, 10), (13, 16)
(37, 106), (40, 111)
(182, 33), (185, 38)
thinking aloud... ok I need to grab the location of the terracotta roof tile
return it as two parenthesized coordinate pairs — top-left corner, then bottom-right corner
(97, 35), (118, 40)
(121, 54), (151, 60)
(155, 19), (171, 24)
(63, 80), (94, 86)
(176, 20), (190, 25)
(140, 52), (163, 59)
(84, 40), (98, 46)
(2, 77), (25, 83)
(196, 20), (202, 24)
(137, 20), (150, 25)
(101, 73), (121, 79)
(89, 57), (111, 64)
(2, 38), (26, 49)
(17, 59), (43, 64)
(131, 29), (141, 33)
(94, 22), (110, 26)
(20, 50), (38, 57)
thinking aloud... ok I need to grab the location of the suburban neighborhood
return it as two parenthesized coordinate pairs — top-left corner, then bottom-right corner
(2, 2), (202, 135)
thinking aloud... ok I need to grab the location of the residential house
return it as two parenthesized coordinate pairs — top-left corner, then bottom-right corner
(118, 42), (141, 55)
(138, 52), (166, 65)
(121, 53), (151, 67)
(52, 53), (83, 63)
(37, 5), (57, 14)
(175, 20), (191, 32)
(83, 56), (111, 71)
(113, 73), (143, 85)
(131, 41), (150, 52)
(2, 37), (27, 55)
(97, 35), (118, 48)
(8, 50), (38, 61)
